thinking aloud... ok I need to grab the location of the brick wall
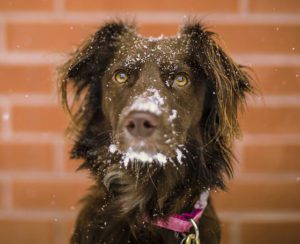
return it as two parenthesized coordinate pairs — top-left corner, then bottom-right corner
(0, 0), (299, 243)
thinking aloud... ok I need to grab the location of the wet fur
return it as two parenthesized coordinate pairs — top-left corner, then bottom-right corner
(59, 20), (253, 244)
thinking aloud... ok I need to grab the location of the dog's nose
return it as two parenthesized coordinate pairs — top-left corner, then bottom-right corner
(124, 112), (159, 138)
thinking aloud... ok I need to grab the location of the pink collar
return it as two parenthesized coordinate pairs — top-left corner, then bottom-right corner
(151, 191), (209, 233)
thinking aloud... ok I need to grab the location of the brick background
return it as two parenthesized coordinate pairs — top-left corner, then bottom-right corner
(0, 0), (299, 243)
(0, 64), (54, 94)
(0, 220), (56, 244)
(0, 142), (54, 171)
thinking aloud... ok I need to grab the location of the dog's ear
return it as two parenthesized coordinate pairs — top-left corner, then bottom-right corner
(58, 21), (134, 134)
(181, 21), (254, 185)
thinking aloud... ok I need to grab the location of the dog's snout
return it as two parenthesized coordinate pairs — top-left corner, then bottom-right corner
(125, 112), (159, 138)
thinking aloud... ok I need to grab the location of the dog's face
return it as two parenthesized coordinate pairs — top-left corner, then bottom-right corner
(60, 21), (252, 198)
(102, 34), (206, 165)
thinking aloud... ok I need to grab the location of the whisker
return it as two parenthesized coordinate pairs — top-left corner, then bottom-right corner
(147, 166), (158, 191)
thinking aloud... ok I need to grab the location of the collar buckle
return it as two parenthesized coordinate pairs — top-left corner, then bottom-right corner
(184, 234), (200, 244)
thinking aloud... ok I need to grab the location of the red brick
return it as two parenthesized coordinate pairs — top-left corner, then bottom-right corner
(13, 178), (91, 210)
(253, 66), (300, 95)
(65, 0), (238, 12)
(11, 105), (68, 133)
(6, 23), (97, 52)
(0, 0), (53, 11)
(214, 24), (300, 54)
(249, 0), (300, 13)
(0, 142), (54, 171)
(242, 144), (300, 173)
(213, 181), (300, 211)
(0, 65), (53, 94)
(0, 220), (55, 244)
(240, 221), (300, 244)
(240, 107), (300, 134)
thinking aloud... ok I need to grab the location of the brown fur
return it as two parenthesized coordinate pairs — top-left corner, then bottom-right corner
(58, 20), (253, 244)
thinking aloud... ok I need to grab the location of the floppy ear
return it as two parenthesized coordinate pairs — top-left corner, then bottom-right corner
(58, 21), (134, 135)
(181, 21), (254, 186)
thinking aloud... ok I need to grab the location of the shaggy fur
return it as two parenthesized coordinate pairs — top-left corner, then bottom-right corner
(59, 20), (253, 244)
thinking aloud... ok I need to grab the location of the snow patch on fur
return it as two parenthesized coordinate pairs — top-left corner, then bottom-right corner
(108, 144), (186, 166)
(129, 88), (164, 115)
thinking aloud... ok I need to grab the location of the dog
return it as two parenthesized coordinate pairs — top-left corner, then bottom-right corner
(59, 20), (253, 244)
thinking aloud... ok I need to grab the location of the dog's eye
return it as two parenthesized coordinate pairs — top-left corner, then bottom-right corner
(174, 73), (189, 87)
(114, 70), (128, 84)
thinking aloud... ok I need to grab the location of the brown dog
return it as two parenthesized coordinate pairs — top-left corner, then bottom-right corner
(59, 20), (253, 244)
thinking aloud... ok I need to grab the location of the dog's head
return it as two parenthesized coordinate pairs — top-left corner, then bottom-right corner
(59, 21), (253, 214)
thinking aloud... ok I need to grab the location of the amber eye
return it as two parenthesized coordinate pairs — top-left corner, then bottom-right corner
(174, 73), (189, 87)
(114, 70), (128, 84)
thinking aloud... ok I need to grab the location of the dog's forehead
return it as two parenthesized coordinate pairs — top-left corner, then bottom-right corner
(114, 34), (190, 66)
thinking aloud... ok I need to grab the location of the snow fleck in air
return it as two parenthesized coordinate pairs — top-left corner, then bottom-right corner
(122, 148), (167, 166)
(175, 148), (184, 164)
(2, 112), (10, 121)
(168, 109), (177, 121)
(109, 144), (118, 154)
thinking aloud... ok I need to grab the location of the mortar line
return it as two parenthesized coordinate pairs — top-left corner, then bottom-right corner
(0, 209), (76, 220)
(243, 134), (300, 145)
(0, 18), (5, 53)
(1, 101), (12, 139)
(52, 137), (66, 172)
(1, 52), (299, 66)
(53, 0), (65, 13)
(0, 177), (12, 210)
(229, 221), (241, 244)
(219, 211), (300, 222)
(239, 0), (249, 14)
